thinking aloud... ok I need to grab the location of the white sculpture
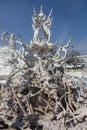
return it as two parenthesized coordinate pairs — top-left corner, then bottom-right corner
(42, 9), (53, 43)
(32, 8), (40, 43)
(1, 7), (83, 130)
(31, 6), (56, 53)
(0, 7), (72, 77)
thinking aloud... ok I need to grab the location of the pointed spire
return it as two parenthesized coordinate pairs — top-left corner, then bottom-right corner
(33, 7), (37, 17)
(48, 9), (53, 18)
(38, 5), (44, 17)
(40, 5), (43, 14)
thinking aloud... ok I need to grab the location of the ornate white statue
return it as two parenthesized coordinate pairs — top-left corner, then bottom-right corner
(0, 8), (75, 130)
(31, 6), (56, 53)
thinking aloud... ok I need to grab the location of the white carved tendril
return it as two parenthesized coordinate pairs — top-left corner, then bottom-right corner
(62, 37), (72, 60)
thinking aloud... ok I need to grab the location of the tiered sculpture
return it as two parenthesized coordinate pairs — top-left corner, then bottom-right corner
(30, 6), (56, 54)
(0, 7), (86, 130)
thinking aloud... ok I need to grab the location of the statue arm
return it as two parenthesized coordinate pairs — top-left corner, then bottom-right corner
(15, 40), (23, 46)
(15, 40), (29, 50)
(15, 40), (26, 48)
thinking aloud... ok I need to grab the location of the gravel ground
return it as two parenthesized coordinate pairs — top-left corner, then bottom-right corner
(65, 67), (87, 78)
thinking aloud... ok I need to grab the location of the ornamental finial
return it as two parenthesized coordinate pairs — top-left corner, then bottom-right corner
(33, 7), (37, 17)
(48, 9), (53, 18)
(38, 5), (44, 18)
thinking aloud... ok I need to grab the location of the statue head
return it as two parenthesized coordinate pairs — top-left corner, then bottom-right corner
(10, 33), (15, 39)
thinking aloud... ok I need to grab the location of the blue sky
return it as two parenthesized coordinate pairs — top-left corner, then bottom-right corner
(0, 0), (87, 55)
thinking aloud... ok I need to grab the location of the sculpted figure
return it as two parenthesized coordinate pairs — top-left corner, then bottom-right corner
(32, 6), (46, 44)
(32, 23), (40, 44)
(1, 32), (25, 50)
(42, 9), (53, 43)
(1, 32), (16, 49)
(32, 8), (40, 43)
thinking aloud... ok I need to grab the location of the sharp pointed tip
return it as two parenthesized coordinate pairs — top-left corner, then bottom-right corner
(51, 8), (53, 13)
(40, 5), (43, 12)
(33, 7), (35, 12)
(70, 37), (73, 40)
(41, 5), (43, 9)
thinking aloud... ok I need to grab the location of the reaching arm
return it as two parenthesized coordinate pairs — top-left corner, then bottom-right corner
(1, 32), (9, 42)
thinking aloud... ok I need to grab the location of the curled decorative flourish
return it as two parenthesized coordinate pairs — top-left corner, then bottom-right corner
(42, 10), (53, 43)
